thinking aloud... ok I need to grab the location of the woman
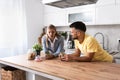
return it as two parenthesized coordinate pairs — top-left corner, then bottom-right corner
(42, 24), (65, 59)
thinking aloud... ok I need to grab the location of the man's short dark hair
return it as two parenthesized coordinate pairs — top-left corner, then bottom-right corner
(69, 21), (86, 32)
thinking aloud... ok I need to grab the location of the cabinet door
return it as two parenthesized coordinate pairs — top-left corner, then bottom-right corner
(95, 5), (117, 24)
(43, 6), (67, 26)
(96, 0), (115, 6)
(44, 12), (67, 26)
(116, 0), (120, 4)
(115, 5), (120, 24)
(66, 4), (96, 25)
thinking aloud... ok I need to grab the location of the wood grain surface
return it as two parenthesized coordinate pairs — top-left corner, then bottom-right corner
(0, 54), (120, 80)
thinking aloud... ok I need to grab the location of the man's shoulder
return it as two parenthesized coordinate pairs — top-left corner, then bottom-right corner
(86, 34), (94, 40)
(84, 34), (96, 43)
(74, 39), (79, 44)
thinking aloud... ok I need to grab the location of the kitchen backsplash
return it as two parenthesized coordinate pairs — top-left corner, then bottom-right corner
(56, 24), (120, 53)
(58, 31), (75, 49)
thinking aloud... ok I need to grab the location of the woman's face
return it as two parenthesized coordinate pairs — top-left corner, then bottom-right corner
(47, 28), (56, 39)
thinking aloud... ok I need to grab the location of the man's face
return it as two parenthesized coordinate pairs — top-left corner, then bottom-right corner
(70, 28), (78, 40)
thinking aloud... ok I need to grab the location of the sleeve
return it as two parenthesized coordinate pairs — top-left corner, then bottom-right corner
(53, 37), (65, 57)
(41, 35), (49, 53)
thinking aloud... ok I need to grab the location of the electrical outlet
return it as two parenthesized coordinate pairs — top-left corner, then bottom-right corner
(117, 39), (120, 52)
(117, 39), (120, 43)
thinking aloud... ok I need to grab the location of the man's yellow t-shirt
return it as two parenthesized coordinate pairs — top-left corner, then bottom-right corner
(74, 34), (113, 62)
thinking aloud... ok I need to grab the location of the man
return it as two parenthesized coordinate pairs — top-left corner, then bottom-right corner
(60, 21), (114, 62)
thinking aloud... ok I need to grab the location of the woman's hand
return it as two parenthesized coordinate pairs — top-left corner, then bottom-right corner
(59, 52), (65, 59)
(45, 54), (55, 59)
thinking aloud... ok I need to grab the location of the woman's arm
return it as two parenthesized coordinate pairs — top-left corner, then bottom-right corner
(41, 35), (48, 53)
(53, 37), (65, 57)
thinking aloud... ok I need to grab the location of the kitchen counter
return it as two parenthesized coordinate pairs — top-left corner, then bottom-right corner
(0, 54), (120, 80)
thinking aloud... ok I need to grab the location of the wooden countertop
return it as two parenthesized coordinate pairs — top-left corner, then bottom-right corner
(0, 54), (120, 80)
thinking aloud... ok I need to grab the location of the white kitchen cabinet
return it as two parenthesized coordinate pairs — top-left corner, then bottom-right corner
(115, 5), (120, 24)
(66, 4), (96, 25)
(96, 0), (115, 6)
(95, 0), (120, 25)
(44, 12), (67, 26)
(43, 5), (67, 26)
(43, 0), (120, 26)
(95, 4), (117, 24)
(44, 4), (96, 26)
(116, 0), (120, 4)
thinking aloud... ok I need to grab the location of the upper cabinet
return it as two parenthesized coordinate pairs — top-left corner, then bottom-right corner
(95, 0), (120, 25)
(43, 5), (67, 26)
(116, 0), (120, 4)
(95, 5), (117, 25)
(43, 0), (120, 26)
(44, 12), (67, 26)
(96, 0), (115, 6)
(115, 5), (120, 24)
(65, 4), (96, 25)
(116, 0), (120, 24)
(43, 4), (95, 26)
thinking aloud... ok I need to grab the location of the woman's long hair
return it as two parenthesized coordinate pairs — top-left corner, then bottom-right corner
(38, 28), (46, 45)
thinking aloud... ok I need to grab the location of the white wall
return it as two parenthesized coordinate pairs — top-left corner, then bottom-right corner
(24, 0), (44, 80)
(25, 0), (44, 49)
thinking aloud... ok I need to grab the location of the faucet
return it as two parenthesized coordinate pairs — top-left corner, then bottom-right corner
(94, 32), (105, 49)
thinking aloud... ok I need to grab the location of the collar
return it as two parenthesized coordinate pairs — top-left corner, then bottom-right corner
(47, 36), (58, 42)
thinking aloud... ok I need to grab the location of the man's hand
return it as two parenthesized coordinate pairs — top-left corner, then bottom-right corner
(60, 54), (74, 61)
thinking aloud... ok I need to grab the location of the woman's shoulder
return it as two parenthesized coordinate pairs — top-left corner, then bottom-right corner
(42, 35), (47, 40)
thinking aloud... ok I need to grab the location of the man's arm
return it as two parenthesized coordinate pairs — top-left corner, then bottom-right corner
(70, 52), (95, 62)
(62, 49), (95, 62)
(60, 48), (80, 61)
(68, 48), (81, 57)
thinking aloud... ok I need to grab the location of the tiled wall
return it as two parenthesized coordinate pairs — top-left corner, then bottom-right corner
(56, 24), (120, 53)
